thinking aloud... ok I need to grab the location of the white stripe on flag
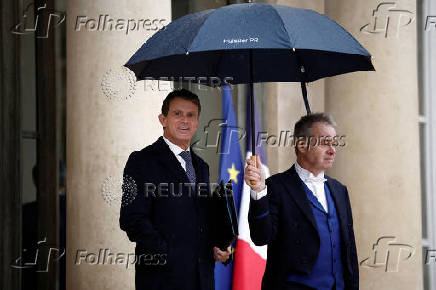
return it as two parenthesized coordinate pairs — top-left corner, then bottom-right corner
(237, 152), (270, 260)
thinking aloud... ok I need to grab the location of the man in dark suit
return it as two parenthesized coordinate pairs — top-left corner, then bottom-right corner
(120, 89), (231, 290)
(244, 113), (358, 290)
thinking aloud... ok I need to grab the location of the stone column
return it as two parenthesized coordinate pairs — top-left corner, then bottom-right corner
(66, 1), (171, 289)
(325, 1), (422, 289)
(265, 0), (325, 174)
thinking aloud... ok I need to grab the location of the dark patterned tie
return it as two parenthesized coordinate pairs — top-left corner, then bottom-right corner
(179, 151), (196, 183)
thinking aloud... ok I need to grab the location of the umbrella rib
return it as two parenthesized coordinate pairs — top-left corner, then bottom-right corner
(269, 4), (294, 48)
(186, 9), (218, 53)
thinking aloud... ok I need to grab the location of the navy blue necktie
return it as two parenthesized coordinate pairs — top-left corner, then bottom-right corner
(179, 151), (196, 183)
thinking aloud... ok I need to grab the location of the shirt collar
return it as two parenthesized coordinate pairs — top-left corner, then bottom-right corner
(295, 161), (325, 182)
(162, 136), (190, 157)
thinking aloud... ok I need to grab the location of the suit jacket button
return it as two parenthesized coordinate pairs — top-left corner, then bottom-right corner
(295, 239), (302, 245)
(198, 257), (203, 263)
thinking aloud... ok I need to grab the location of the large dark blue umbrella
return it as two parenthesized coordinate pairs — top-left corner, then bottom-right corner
(125, 2), (374, 155)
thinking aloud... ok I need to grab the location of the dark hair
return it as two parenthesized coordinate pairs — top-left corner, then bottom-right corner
(294, 112), (337, 154)
(161, 89), (201, 117)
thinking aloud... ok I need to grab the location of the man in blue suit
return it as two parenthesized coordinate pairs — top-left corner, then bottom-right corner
(244, 113), (358, 290)
(120, 89), (231, 290)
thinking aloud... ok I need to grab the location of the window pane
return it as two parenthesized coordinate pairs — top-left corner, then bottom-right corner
(420, 122), (427, 239)
(417, 0), (425, 116)
(423, 247), (430, 290)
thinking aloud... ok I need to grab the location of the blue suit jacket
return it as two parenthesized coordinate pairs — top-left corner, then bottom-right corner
(119, 137), (215, 290)
(248, 165), (359, 290)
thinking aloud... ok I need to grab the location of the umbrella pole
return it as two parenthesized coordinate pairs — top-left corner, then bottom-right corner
(249, 49), (255, 156)
(295, 51), (311, 115)
(301, 81), (311, 115)
(250, 88), (255, 156)
(249, 49), (258, 185)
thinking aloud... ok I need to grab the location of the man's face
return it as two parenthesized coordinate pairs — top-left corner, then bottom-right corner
(298, 122), (337, 173)
(158, 97), (200, 149)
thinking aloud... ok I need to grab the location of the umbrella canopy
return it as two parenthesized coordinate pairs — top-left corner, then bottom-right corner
(125, 2), (374, 155)
(125, 3), (374, 84)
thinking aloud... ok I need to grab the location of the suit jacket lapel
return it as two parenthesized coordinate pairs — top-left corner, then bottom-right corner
(153, 137), (191, 185)
(282, 165), (318, 231)
(325, 178), (349, 243)
(190, 150), (206, 208)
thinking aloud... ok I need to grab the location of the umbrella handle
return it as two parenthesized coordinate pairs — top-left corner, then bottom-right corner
(249, 155), (257, 185)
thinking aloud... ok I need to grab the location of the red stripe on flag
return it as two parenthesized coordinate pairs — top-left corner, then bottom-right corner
(232, 239), (266, 290)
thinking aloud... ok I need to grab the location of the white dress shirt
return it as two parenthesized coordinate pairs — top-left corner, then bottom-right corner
(294, 162), (328, 213)
(250, 181), (268, 200)
(162, 136), (190, 171)
(250, 162), (328, 213)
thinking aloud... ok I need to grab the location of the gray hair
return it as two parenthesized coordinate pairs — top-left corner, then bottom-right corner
(294, 112), (337, 154)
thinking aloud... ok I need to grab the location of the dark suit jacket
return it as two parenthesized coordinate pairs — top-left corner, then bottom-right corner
(119, 137), (215, 290)
(248, 165), (359, 290)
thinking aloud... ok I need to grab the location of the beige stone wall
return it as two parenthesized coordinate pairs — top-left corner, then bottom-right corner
(66, 1), (171, 289)
(325, 1), (422, 289)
